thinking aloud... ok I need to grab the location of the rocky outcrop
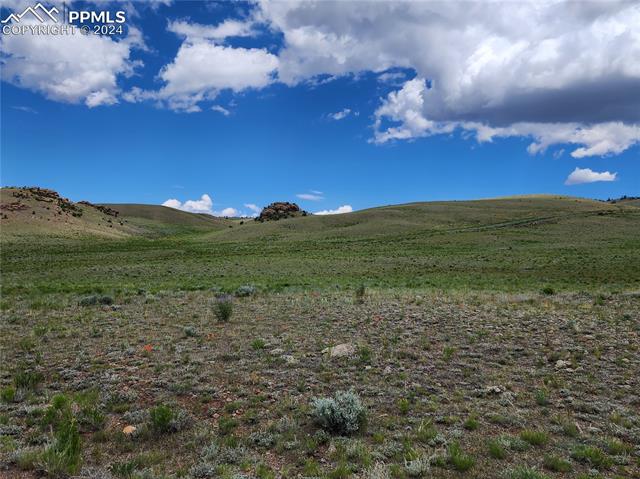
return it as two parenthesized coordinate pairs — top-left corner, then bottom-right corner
(255, 202), (308, 222)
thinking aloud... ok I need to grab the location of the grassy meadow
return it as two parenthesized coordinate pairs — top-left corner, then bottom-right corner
(1, 188), (639, 478)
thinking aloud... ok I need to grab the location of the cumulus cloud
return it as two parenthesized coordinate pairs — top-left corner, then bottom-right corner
(315, 205), (353, 215)
(259, 1), (640, 156)
(218, 207), (238, 217)
(565, 167), (617, 185)
(162, 194), (213, 214)
(1, 20), (143, 106)
(162, 194), (242, 216)
(373, 78), (640, 156)
(125, 18), (278, 112)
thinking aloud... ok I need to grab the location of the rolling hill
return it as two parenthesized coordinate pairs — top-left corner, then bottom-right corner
(2, 188), (639, 295)
(0, 187), (229, 239)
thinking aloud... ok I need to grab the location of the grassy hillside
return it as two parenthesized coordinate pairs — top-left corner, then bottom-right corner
(215, 195), (622, 241)
(2, 193), (639, 295)
(99, 203), (229, 231)
(0, 188), (228, 239)
(0, 187), (141, 239)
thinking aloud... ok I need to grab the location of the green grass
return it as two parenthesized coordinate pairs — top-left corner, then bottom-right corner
(571, 445), (613, 469)
(2, 194), (639, 296)
(520, 430), (549, 446)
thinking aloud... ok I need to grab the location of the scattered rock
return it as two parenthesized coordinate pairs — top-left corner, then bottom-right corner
(122, 425), (137, 435)
(555, 359), (571, 368)
(282, 355), (298, 365)
(322, 343), (356, 358)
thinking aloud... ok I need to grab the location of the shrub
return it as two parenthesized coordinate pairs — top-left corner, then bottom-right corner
(355, 285), (366, 304)
(1, 386), (16, 403)
(311, 390), (367, 435)
(541, 287), (555, 296)
(534, 389), (549, 406)
(183, 326), (198, 338)
(251, 338), (266, 350)
(149, 405), (174, 434)
(78, 294), (114, 307)
(235, 285), (256, 297)
(214, 295), (233, 322)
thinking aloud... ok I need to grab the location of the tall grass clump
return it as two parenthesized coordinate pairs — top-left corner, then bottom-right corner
(40, 394), (82, 476)
(311, 390), (367, 435)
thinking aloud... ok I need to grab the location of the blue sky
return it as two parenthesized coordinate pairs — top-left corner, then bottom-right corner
(1, 1), (638, 216)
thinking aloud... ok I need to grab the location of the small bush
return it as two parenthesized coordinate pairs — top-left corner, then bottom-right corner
(1, 386), (16, 403)
(541, 287), (555, 296)
(214, 295), (233, 322)
(534, 389), (549, 406)
(355, 285), (366, 304)
(149, 405), (174, 434)
(311, 390), (367, 435)
(183, 326), (198, 338)
(78, 294), (113, 307)
(235, 285), (256, 297)
(251, 338), (266, 350)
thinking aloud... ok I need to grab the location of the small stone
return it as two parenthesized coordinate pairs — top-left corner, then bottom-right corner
(270, 348), (284, 356)
(322, 343), (356, 358)
(555, 359), (570, 368)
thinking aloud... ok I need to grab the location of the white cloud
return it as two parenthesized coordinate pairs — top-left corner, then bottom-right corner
(168, 19), (255, 41)
(315, 205), (353, 215)
(330, 108), (351, 120)
(244, 203), (261, 214)
(258, 1), (640, 157)
(1, 20), (143, 106)
(217, 207), (238, 217)
(565, 167), (617, 185)
(127, 20), (278, 112)
(297, 193), (324, 201)
(162, 194), (242, 216)
(460, 121), (640, 158)
(162, 194), (213, 214)
(373, 78), (640, 156)
(212, 105), (230, 116)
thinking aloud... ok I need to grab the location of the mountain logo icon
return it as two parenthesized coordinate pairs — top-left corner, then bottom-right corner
(1, 3), (59, 24)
